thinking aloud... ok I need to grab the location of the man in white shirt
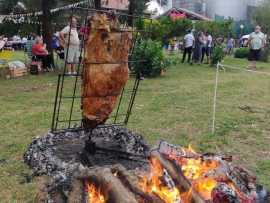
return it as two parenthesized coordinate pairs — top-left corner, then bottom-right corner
(182, 30), (194, 64)
(60, 16), (80, 75)
(206, 32), (213, 64)
(248, 25), (266, 70)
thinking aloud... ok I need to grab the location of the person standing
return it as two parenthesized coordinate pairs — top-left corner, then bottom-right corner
(201, 32), (212, 64)
(201, 32), (208, 63)
(60, 16), (80, 75)
(182, 30), (195, 64)
(226, 36), (235, 55)
(206, 32), (213, 64)
(191, 31), (205, 65)
(248, 25), (266, 70)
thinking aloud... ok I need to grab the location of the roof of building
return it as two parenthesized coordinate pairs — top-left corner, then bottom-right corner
(157, 7), (212, 21)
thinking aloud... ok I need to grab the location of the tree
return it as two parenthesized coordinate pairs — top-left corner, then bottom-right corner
(194, 20), (233, 38)
(94, 0), (101, 8)
(253, 0), (270, 34)
(0, 0), (18, 14)
(40, 0), (56, 67)
(128, 0), (149, 26)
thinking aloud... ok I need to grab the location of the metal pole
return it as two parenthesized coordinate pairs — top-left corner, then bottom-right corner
(114, 87), (125, 124)
(51, 74), (61, 132)
(68, 9), (88, 129)
(54, 9), (74, 131)
(212, 62), (220, 134)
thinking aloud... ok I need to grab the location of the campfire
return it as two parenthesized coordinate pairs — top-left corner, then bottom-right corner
(82, 141), (267, 203)
(24, 10), (269, 203)
(24, 128), (269, 203)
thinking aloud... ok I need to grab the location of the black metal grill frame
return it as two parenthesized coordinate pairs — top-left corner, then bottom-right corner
(51, 3), (153, 133)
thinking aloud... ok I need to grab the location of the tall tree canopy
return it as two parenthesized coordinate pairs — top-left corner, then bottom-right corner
(253, 0), (270, 34)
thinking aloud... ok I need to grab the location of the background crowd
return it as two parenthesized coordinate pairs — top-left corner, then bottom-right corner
(167, 25), (266, 70)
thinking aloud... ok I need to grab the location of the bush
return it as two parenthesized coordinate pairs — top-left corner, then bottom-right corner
(234, 48), (249, 59)
(164, 53), (182, 66)
(131, 39), (166, 77)
(259, 48), (269, 62)
(211, 46), (225, 66)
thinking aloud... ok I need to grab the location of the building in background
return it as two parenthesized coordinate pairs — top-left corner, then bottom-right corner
(102, 0), (129, 10)
(159, 0), (262, 21)
(171, 0), (206, 15)
(205, 0), (263, 21)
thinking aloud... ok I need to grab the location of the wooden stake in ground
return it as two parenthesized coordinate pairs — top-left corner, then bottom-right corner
(82, 14), (132, 128)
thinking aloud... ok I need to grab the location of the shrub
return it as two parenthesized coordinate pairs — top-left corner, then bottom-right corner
(259, 47), (269, 62)
(164, 53), (182, 66)
(211, 46), (225, 66)
(131, 39), (166, 77)
(234, 48), (249, 59)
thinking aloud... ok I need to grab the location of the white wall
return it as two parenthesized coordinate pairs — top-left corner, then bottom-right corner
(206, 0), (248, 20)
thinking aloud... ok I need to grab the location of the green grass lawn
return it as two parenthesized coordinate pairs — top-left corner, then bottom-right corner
(0, 52), (270, 202)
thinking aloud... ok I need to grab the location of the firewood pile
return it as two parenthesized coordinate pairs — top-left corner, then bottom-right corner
(76, 143), (269, 203)
(24, 128), (269, 203)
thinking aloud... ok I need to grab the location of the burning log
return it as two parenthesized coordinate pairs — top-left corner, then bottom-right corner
(82, 13), (133, 128)
(25, 131), (270, 203)
(151, 150), (207, 203)
(75, 165), (166, 203)
(76, 166), (137, 203)
(156, 141), (264, 203)
(111, 165), (165, 203)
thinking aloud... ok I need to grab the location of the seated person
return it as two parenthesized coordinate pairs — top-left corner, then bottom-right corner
(32, 37), (51, 71)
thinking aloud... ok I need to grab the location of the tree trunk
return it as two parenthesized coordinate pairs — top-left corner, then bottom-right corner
(128, 0), (134, 26)
(41, 0), (54, 68)
(94, 0), (101, 9)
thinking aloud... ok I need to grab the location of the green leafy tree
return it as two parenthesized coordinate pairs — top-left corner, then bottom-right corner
(0, 0), (19, 14)
(253, 0), (270, 34)
(128, 0), (149, 25)
(139, 17), (193, 44)
(194, 20), (233, 38)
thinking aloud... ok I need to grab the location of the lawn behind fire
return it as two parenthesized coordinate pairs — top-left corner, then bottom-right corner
(0, 52), (270, 202)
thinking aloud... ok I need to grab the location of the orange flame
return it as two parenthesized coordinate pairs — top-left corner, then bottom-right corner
(193, 178), (218, 200)
(181, 158), (219, 180)
(140, 157), (181, 203)
(174, 145), (220, 200)
(86, 182), (106, 203)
